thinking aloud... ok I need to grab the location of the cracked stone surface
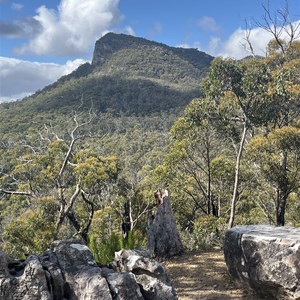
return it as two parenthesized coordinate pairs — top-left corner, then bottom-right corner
(0, 240), (177, 300)
(224, 225), (300, 300)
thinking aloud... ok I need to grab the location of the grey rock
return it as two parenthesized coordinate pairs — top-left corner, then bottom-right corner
(224, 225), (300, 299)
(64, 266), (112, 300)
(105, 272), (143, 300)
(53, 240), (98, 270)
(0, 255), (52, 300)
(39, 250), (65, 299)
(53, 240), (112, 300)
(0, 240), (178, 300)
(113, 249), (177, 300)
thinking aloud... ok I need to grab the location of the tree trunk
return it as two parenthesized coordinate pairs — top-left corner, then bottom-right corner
(122, 199), (133, 239)
(53, 184), (81, 241)
(276, 150), (289, 226)
(276, 196), (286, 226)
(147, 189), (184, 258)
(228, 122), (247, 229)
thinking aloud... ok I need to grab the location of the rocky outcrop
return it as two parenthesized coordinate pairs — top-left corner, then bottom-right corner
(224, 225), (300, 300)
(0, 240), (177, 300)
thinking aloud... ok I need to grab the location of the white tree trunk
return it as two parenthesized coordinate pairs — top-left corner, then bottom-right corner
(228, 122), (247, 229)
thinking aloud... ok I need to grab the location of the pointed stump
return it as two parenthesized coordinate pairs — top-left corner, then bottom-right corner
(147, 189), (184, 258)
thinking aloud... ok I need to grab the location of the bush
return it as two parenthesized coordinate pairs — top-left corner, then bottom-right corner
(87, 205), (147, 265)
(193, 215), (226, 250)
(88, 229), (146, 265)
(2, 208), (55, 258)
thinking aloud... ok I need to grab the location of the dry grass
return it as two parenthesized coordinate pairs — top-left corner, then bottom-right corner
(164, 250), (260, 300)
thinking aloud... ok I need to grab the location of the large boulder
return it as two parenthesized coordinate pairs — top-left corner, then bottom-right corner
(224, 225), (300, 299)
(0, 240), (177, 300)
(52, 241), (112, 300)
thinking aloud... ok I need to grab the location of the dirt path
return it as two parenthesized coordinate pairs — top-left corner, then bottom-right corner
(164, 250), (258, 300)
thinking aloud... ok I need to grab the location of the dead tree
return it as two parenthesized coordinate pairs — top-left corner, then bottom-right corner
(122, 200), (133, 239)
(147, 188), (184, 258)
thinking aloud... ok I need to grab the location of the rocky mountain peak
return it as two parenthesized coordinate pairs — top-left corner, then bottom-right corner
(92, 32), (159, 65)
(91, 32), (214, 69)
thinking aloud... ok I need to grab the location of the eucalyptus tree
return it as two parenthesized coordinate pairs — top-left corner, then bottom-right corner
(200, 57), (274, 228)
(247, 126), (300, 226)
(242, 2), (300, 225)
(0, 111), (120, 256)
(242, 39), (300, 227)
(154, 98), (232, 230)
(198, 1), (300, 228)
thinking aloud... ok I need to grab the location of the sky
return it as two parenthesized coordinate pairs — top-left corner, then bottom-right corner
(0, 0), (299, 102)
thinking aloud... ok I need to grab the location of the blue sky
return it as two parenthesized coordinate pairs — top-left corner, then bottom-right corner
(0, 0), (299, 102)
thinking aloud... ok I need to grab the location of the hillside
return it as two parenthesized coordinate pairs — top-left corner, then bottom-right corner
(0, 33), (213, 135)
(0, 33), (214, 254)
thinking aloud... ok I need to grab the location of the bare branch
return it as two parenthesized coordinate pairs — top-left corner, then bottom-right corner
(57, 109), (95, 184)
(243, 19), (256, 57)
(80, 191), (95, 239)
(0, 189), (34, 197)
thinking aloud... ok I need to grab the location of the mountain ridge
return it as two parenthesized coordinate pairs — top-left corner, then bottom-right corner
(92, 32), (213, 69)
(0, 32), (214, 135)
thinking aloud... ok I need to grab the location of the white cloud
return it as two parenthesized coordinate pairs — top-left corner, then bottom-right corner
(176, 43), (190, 49)
(207, 37), (221, 55)
(218, 20), (300, 59)
(0, 57), (86, 102)
(197, 16), (220, 33)
(124, 26), (135, 36)
(11, 2), (23, 10)
(219, 27), (272, 59)
(15, 0), (122, 56)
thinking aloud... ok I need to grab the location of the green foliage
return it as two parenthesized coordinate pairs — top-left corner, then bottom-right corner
(193, 215), (227, 250)
(74, 151), (119, 193)
(88, 207), (146, 265)
(1, 32), (300, 255)
(247, 127), (300, 190)
(2, 197), (57, 258)
(235, 205), (268, 225)
(88, 232), (123, 266)
(286, 193), (300, 227)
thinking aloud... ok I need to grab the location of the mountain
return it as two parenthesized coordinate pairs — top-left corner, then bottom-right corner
(0, 32), (213, 134)
(0, 32), (214, 184)
(0, 33), (214, 254)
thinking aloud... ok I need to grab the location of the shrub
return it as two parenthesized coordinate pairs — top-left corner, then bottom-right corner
(193, 215), (226, 250)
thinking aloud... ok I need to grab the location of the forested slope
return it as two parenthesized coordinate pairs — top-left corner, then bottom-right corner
(0, 33), (213, 259)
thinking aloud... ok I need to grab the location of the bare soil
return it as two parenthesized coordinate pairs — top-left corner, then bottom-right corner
(164, 250), (259, 300)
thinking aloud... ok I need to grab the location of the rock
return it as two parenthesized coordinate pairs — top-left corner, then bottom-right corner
(54, 240), (113, 300)
(39, 251), (65, 299)
(105, 272), (143, 300)
(113, 249), (177, 300)
(224, 225), (300, 299)
(0, 240), (177, 300)
(49, 240), (111, 300)
(0, 255), (52, 300)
